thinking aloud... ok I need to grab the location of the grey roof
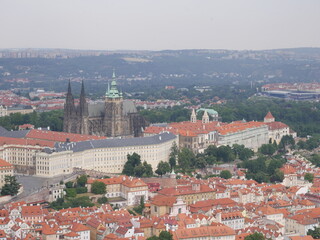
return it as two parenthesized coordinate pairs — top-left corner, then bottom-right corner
(88, 100), (137, 117)
(88, 102), (104, 117)
(49, 132), (176, 154)
(0, 127), (29, 138)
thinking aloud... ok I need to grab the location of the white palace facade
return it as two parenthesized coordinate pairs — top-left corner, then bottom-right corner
(35, 132), (177, 177)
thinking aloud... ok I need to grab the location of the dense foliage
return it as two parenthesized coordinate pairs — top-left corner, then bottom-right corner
(0, 110), (63, 131)
(91, 181), (107, 194)
(308, 227), (320, 239)
(1, 176), (20, 196)
(244, 232), (266, 240)
(147, 231), (173, 240)
(122, 153), (153, 177)
(50, 196), (94, 210)
(240, 155), (286, 183)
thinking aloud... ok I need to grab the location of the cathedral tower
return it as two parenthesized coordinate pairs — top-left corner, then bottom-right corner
(63, 80), (77, 133)
(79, 80), (89, 134)
(104, 70), (125, 137)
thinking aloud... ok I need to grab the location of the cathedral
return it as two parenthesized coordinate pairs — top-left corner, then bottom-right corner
(63, 72), (147, 137)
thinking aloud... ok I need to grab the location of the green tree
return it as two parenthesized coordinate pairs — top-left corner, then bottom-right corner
(220, 170), (232, 179)
(308, 227), (320, 239)
(155, 161), (171, 176)
(97, 196), (108, 204)
(143, 161), (153, 177)
(122, 153), (142, 176)
(169, 156), (176, 170)
(91, 181), (107, 194)
(65, 181), (74, 188)
(76, 175), (87, 187)
(178, 148), (195, 171)
(159, 231), (173, 240)
(244, 232), (265, 240)
(279, 135), (295, 151)
(70, 196), (94, 208)
(205, 145), (218, 157)
(217, 145), (235, 162)
(65, 188), (77, 198)
(304, 173), (314, 183)
(1, 176), (20, 196)
(270, 169), (284, 183)
(134, 164), (145, 178)
(259, 144), (277, 156)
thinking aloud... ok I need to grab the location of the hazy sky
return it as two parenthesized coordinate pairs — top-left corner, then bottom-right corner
(1, 0), (319, 50)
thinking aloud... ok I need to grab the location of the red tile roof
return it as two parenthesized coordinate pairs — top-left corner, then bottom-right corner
(26, 129), (106, 143)
(0, 136), (55, 148)
(0, 159), (13, 168)
(265, 111), (274, 119)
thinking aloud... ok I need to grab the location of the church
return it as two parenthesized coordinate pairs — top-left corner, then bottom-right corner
(63, 72), (147, 137)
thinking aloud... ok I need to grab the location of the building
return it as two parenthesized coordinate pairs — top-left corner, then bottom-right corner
(0, 127), (105, 175)
(216, 121), (269, 151)
(172, 225), (236, 240)
(144, 110), (293, 153)
(63, 72), (147, 137)
(150, 195), (188, 217)
(0, 159), (13, 189)
(157, 180), (215, 205)
(263, 112), (292, 144)
(35, 132), (177, 177)
(88, 176), (148, 207)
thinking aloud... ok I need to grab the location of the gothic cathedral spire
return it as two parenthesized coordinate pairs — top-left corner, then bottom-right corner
(80, 80), (88, 116)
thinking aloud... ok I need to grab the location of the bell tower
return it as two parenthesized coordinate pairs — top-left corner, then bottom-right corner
(104, 70), (124, 137)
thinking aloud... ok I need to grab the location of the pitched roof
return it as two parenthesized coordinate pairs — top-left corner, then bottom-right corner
(151, 195), (177, 207)
(265, 111), (274, 119)
(265, 121), (289, 130)
(26, 129), (106, 142)
(173, 225), (235, 239)
(0, 159), (13, 168)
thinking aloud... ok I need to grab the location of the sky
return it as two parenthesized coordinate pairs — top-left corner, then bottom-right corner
(1, 0), (320, 51)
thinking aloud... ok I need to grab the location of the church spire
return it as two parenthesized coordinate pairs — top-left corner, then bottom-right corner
(191, 108), (197, 123)
(112, 68), (116, 79)
(79, 80), (88, 116)
(67, 80), (72, 95)
(106, 69), (121, 99)
(202, 110), (209, 124)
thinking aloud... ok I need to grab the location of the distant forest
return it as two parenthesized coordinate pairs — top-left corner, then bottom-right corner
(0, 48), (319, 97)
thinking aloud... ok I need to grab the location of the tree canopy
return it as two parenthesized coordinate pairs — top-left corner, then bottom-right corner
(1, 176), (20, 196)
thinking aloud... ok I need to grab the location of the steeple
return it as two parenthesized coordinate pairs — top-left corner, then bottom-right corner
(202, 110), (209, 124)
(80, 80), (88, 116)
(106, 70), (122, 99)
(264, 111), (275, 123)
(65, 80), (74, 107)
(67, 80), (72, 95)
(190, 108), (197, 123)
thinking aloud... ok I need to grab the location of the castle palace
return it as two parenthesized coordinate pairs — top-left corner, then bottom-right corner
(63, 73), (147, 137)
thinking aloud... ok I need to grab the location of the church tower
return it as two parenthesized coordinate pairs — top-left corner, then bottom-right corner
(104, 70), (125, 137)
(63, 80), (76, 132)
(79, 80), (89, 134)
(190, 108), (197, 123)
(264, 111), (275, 123)
(202, 110), (209, 124)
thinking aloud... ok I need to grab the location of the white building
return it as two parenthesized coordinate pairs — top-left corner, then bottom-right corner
(35, 132), (177, 177)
